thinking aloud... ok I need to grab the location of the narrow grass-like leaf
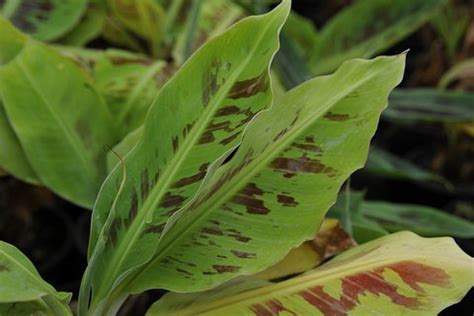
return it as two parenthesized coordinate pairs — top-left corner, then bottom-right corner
(0, 39), (116, 208)
(0, 241), (72, 315)
(0, 0), (88, 41)
(121, 54), (405, 296)
(148, 232), (474, 316)
(361, 201), (474, 238)
(385, 89), (474, 124)
(81, 2), (290, 314)
(311, 0), (447, 75)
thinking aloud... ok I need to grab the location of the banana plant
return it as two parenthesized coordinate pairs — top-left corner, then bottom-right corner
(0, 1), (472, 315)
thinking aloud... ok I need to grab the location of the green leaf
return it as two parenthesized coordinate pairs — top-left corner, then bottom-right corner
(172, 0), (244, 65)
(0, 241), (72, 315)
(311, 0), (447, 75)
(282, 12), (318, 62)
(80, 2), (290, 314)
(0, 40), (116, 208)
(59, 4), (107, 46)
(438, 58), (474, 89)
(0, 0), (88, 41)
(0, 101), (38, 184)
(385, 89), (474, 124)
(361, 201), (474, 238)
(366, 147), (445, 183)
(122, 53), (405, 297)
(148, 231), (474, 316)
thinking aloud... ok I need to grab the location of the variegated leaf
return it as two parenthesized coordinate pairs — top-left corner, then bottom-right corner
(148, 231), (474, 316)
(0, 241), (72, 315)
(80, 2), (290, 314)
(120, 53), (405, 296)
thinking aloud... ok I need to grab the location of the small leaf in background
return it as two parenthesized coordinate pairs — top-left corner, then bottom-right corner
(366, 147), (446, 183)
(173, 0), (244, 65)
(385, 88), (474, 124)
(0, 0), (88, 41)
(282, 12), (319, 62)
(0, 241), (72, 315)
(124, 54), (405, 296)
(439, 58), (474, 89)
(311, 0), (447, 75)
(431, 2), (470, 61)
(105, 0), (166, 57)
(361, 201), (474, 238)
(0, 37), (117, 208)
(148, 232), (474, 316)
(59, 3), (107, 46)
(80, 2), (290, 313)
(256, 219), (355, 281)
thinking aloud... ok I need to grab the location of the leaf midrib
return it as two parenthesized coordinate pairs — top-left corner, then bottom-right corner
(182, 255), (472, 315)
(92, 10), (284, 304)
(16, 57), (97, 182)
(137, 62), (384, 283)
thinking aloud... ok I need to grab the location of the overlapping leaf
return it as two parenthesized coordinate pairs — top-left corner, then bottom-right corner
(148, 232), (474, 315)
(0, 241), (72, 315)
(0, 26), (116, 208)
(117, 53), (405, 298)
(311, 0), (447, 75)
(0, 0), (88, 41)
(81, 2), (290, 313)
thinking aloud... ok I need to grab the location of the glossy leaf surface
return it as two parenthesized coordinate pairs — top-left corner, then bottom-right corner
(124, 53), (405, 295)
(81, 2), (290, 313)
(149, 232), (474, 316)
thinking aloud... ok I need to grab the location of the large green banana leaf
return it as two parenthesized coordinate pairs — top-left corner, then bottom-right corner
(148, 231), (474, 315)
(0, 241), (72, 315)
(311, 0), (447, 75)
(80, 2), (290, 314)
(0, 0), (88, 41)
(123, 53), (405, 295)
(0, 22), (117, 208)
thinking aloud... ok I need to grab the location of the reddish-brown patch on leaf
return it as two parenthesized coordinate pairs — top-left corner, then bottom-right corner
(220, 132), (240, 145)
(277, 194), (298, 207)
(231, 250), (256, 259)
(298, 260), (452, 314)
(176, 268), (192, 276)
(172, 136), (179, 153)
(324, 112), (350, 121)
(251, 299), (297, 316)
(173, 163), (209, 188)
(292, 142), (322, 153)
(216, 105), (241, 117)
(228, 71), (269, 99)
(227, 228), (251, 243)
(202, 226), (224, 236)
(159, 192), (185, 208)
(212, 265), (240, 273)
(387, 261), (452, 292)
(271, 156), (337, 177)
(232, 183), (269, 215)
(144, 223), (165, 235)
(202, 60), (221, 105)
(305, 136), (315, 143)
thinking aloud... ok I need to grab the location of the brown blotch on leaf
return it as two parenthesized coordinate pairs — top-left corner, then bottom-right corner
(277, 194), (298, 207)
(201, 226), (223, 236)
(232, 183), (269, 215)
(220, 132), (240, 145)
(159, 192), (185, 208)
(202, 59), (221, 105)
(0, 265), (10, 272)
(271, 156), (337, 177)
(212, 265), (240, 273)
(298, 260), (452, 315)
(140, 169), (150, 201)
(216, 105), (241, 117)
(144, 223), (165, 235)
(173, 163), (209, 188)
(176, 268), (192, 276)
(231, 250), (256, 259)
(228, 71), (269, 99)
(227, 228), (251, 243)
(292, 142), (322, 153)
(172, 136), (179, 153)
(324, 112), (350, 121)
